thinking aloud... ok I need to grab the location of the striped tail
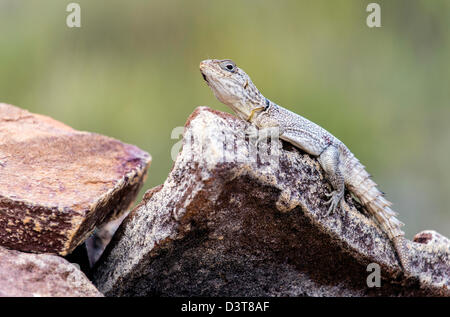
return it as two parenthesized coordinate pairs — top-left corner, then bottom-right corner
(341, 150), (409, 271)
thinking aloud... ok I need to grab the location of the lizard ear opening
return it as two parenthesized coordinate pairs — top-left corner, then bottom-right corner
(244, 80), (248, 89)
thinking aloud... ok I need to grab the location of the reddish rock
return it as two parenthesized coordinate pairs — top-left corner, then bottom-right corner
(414, 230), (449, 246)
(0, 103), (150, 255)
(0, 246), (102, 297)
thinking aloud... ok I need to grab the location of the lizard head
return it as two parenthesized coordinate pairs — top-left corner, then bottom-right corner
(200, 59), (264, 120)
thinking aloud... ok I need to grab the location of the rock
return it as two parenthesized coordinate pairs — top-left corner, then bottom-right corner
(93, 106), (450, 296)
(413, 230), (450, 246)
(0, 246), (102, 297)
(85, 212), (129, 268)
(0, 103), (151, 255)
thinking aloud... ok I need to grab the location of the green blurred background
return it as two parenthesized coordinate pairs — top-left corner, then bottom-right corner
(0, 0), (449, 238)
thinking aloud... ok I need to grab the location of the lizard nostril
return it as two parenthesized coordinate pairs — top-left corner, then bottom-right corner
(201, 72), (208, 82)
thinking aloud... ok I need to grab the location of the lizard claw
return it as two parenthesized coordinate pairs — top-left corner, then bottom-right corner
(246, 129), (258, 140)
(246, 128), (261, 146)
(247, 129), (269, 148)
(324, 190), (344, 216)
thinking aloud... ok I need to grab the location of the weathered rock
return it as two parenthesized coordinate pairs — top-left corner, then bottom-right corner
(413, 230), (449, 246)
(93, 106), (450, 296)
(0, 103), (151, 255)
(0, 246), (102, 297)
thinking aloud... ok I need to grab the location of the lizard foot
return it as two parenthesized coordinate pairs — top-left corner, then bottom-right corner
(324, 190), (345, 216)
(247, 127), (272, 148)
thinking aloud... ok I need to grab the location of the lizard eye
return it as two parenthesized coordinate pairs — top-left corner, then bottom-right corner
(220, 60), (236, 73)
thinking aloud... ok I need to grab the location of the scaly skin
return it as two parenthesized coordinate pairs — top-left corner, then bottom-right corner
(200, 58), (409, 272)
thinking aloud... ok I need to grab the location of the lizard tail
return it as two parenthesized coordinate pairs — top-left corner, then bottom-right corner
(392, 236), (409, 272)
(342, 151), (409, 271)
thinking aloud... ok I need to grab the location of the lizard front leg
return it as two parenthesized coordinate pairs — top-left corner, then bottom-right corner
(247, 127), (279, 147)
(318, 145), (346, 215)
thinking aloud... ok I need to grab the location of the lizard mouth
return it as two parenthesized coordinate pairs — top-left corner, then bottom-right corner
(201, 71), (209, 83)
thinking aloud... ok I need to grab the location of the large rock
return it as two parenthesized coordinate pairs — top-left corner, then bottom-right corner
(93, 107), (449, 296)
(0, 103), (150, 255)
(0, 246), (102, 297)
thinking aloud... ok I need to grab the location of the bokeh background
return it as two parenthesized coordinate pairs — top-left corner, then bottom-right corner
(0, 0), (449, 238)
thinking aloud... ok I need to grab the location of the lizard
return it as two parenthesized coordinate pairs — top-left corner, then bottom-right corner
(199, 58), (410, 273)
